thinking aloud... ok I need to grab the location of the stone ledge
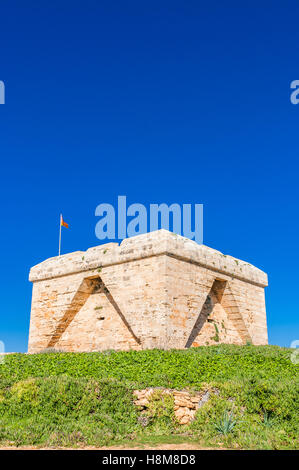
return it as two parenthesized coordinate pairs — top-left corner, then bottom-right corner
(133, 388), (213, 425)
(29, 230), (268, 287)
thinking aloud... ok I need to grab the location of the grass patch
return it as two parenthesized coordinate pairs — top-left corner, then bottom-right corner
(0, 345), (298, 449)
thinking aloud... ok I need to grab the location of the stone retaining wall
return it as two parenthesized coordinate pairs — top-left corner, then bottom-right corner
(133, 388), (211, 424)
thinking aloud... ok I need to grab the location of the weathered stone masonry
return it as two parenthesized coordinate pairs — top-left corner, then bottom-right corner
(28, 230), (268, 353)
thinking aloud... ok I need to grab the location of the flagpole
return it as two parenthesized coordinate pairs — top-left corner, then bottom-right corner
(58, 214), (62, 256)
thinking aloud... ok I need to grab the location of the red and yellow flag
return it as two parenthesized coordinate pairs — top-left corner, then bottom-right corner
(61, 215), (69, 228)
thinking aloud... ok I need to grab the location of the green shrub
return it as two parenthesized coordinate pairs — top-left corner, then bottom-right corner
(11, 378), (39, 403)
(213, 411), (237, 435)
(145, 390), (176, 430)
(0, 345), (297, 448)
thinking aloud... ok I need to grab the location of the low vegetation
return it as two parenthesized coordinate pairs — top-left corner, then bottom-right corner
(0, 345), (298, 449)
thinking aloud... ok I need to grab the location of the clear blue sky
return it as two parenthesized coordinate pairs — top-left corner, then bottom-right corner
(0, 1), (298, 352)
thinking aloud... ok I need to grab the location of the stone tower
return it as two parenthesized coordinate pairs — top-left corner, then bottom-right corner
(28, 230), (268, 353)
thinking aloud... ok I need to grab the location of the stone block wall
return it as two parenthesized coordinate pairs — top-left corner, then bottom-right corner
(28, 230), (268, 353)
(133, 388), (206, 424)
